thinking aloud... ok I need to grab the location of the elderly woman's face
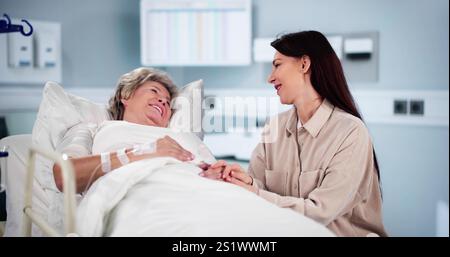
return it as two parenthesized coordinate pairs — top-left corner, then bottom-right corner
(121, 81), (172, 127)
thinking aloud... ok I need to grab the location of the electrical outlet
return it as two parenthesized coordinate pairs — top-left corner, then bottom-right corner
(410, 100), (425, 115)
(393, 100), (408, 115)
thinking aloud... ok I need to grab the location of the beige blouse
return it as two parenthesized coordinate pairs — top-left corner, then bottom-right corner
(248, 99), (387, 237)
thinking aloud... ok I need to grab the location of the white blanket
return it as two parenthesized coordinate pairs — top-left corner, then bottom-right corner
(76, 121), (334, 236)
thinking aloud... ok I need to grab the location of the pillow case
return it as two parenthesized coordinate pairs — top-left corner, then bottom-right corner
(31, 80), (204, 152)
(31, 81), (109, 152)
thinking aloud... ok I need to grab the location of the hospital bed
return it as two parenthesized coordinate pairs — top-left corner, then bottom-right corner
(1, 133), (336, 237)
(0, 80), (206, 236)
(0, 82), (334, 237)
(0, 134), (76, 236)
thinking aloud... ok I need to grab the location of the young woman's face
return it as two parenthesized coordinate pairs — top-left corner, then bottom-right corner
(122, 81), (172, 127)
(267, 51), (306, 104)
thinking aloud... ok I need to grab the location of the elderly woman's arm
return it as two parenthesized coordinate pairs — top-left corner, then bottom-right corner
(53, 136), (194, 193)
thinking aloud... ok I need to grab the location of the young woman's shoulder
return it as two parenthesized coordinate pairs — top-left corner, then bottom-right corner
(332, 108), (371, 140)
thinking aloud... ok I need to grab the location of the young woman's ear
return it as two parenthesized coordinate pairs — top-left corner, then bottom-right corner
(300, 56), (311, 73)
(121, 98), (128, 107)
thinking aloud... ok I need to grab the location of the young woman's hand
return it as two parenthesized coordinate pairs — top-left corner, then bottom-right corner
(222, 164), (257, 194)
(155, 136), (195, 161)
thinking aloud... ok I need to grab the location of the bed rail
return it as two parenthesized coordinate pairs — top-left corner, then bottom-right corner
(23, 146), (77, 237)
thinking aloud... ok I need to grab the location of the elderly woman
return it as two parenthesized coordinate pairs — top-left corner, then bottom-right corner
(52, 67), (194, 193)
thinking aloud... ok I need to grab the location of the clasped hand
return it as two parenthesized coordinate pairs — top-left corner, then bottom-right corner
(154, 137), (256, 194)
(198, 160), (257, 194)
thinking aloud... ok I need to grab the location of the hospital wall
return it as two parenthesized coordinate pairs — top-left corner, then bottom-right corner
(0, 0), (449, 236)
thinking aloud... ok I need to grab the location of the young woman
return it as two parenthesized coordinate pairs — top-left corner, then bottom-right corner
(201, 31), (387, 237)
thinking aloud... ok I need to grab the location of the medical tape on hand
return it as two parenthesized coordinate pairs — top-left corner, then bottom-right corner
(116, 148), (129, 165)
(100, 152), (111, 173)
(131, 142), (156, 155)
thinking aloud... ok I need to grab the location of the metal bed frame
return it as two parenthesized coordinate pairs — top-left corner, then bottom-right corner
(23, 146), (77, 237)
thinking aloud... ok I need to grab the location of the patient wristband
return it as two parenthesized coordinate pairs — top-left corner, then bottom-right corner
(100, 152), (111, 173)
(117, 148), (130, 165)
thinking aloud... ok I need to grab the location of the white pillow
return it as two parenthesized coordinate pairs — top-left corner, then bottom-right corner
(31, 80), (204, 152)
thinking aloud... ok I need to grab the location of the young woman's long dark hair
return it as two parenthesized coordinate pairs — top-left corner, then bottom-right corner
(271, 30), (381, 186)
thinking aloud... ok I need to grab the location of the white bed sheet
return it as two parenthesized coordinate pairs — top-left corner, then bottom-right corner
(76, 120), (334, 237)
(77, 157), (334, 237)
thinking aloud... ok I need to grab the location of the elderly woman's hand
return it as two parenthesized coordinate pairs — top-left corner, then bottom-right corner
(199, 160), (227, 180)
(155, 136), (195, 162)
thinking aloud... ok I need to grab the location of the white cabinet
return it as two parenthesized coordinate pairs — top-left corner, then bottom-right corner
(0, 19), (61, 84)
(140, 0), (252, 66)
(7, 32), (33, 68)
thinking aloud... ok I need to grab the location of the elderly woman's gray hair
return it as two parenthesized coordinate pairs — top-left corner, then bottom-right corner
(108, 67), (178, 120)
